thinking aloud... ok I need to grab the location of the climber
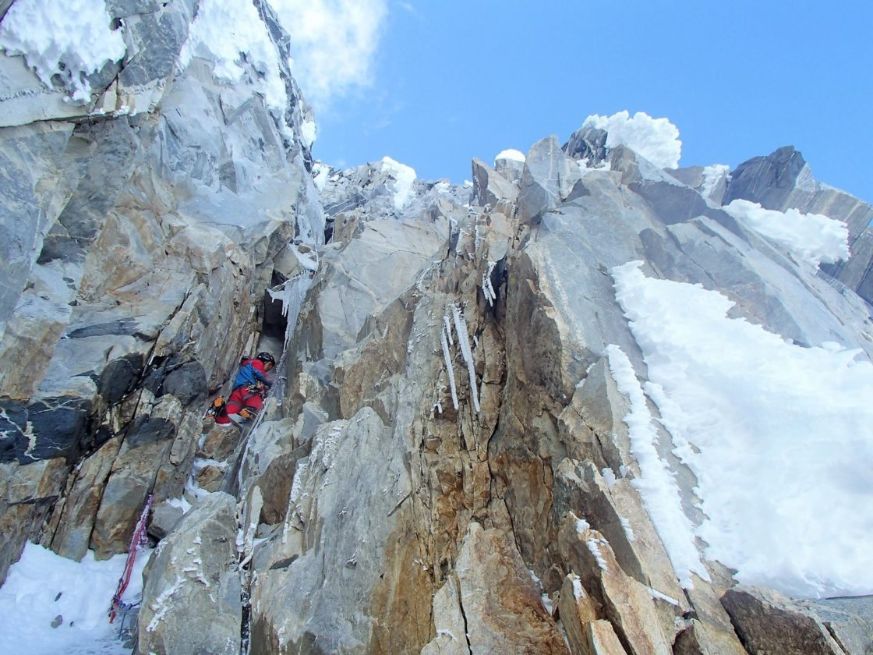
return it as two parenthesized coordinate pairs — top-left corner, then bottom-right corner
(233, 351), (275, 390)
(214, 381), (267, 426)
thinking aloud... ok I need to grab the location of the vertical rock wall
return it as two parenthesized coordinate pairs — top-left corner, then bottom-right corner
(0, 0), (321, 586)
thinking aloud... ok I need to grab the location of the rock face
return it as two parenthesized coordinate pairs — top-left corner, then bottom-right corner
(720, 145), (873, 303)
(2, 2), (873, 654)
(0, 0), (321, 581)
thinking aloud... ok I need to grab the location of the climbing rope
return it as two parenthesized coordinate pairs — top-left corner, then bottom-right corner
(108, 493), (153, 623)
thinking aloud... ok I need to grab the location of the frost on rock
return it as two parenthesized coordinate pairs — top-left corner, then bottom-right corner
(586, 535), (610, 572)
(0, 0), (126, 102)
(451, 304), (480, 413)
(570, 573), (585, 600)
(619, 516), (636, 543)
(443, 314), (454, 346)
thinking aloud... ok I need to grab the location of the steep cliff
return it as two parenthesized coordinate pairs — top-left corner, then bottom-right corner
(1, 2), (873, 655)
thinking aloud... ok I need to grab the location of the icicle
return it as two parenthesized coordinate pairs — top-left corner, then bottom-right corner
(443, 314), (454, 346)
(267, 273), (313, 350)
(441, 326), (459, 410)
(451, 304), (480, 413)
(481, 260), (497, 307)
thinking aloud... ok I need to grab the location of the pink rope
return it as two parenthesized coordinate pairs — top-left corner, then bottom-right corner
(109, 493), (153, 623)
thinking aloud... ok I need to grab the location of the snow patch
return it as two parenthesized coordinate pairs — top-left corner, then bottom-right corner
(586, 535), (610, 572)
(0, 543), (151, 654)
(613, 260), (873, 598)
(0, 0), (126, 103)
(494, 148), (526, 163)
(300, 118), (317, 149)
(648, 586), (680, 606)
(582, 111), (681, 169)
(179, 0), (289, 125)
(723, 199), (849, 267)
(380, 156), (417, 211)
(700, 164), (730, 200)
(605, 342), (709, 588)
(312, 162), (330, 191)
(571, 574), (585, 600)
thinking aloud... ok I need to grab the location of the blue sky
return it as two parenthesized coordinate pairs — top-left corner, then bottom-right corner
(291, 1), (872, 202)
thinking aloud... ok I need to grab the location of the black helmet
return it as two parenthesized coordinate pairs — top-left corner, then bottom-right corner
(256, 351), (275, 365)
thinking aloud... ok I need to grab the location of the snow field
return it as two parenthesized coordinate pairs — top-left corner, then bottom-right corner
(0, 543), (151, 655)
(612, 260), (873, 598)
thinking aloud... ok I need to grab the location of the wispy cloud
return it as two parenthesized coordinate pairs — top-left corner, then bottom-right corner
(272, 0), (388, 112)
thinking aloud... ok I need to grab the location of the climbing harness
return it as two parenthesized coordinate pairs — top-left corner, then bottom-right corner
(109, 493), (153, 623)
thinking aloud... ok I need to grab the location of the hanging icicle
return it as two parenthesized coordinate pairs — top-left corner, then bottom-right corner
(451, 304), (480, 413)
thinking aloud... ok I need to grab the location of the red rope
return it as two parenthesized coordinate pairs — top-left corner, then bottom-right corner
(109, 493), (153, 623)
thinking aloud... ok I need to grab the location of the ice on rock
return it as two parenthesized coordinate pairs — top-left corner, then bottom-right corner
(451, 304), (480, 413)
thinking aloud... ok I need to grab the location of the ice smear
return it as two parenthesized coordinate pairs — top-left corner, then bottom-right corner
(0, 543), (151, 655)
(0, 0), (126, 103)
(582, 110), (681, 169)
(613, 260), (873, 598)
(723, 199), (849, 267)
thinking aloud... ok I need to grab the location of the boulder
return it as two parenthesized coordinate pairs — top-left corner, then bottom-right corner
(0, 457), (67, 584)
(46, 438), (121, 561)
(138, 492), (241, 655)
(471, 158), (518, 210)
(721, 586), (843, 655)
(805, 595), (873, 655)
(517, 136), (582, 224)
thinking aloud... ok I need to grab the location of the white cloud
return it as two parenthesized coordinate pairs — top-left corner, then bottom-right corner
(582, 110), (682, 169)
(272, 0), (387, 111)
